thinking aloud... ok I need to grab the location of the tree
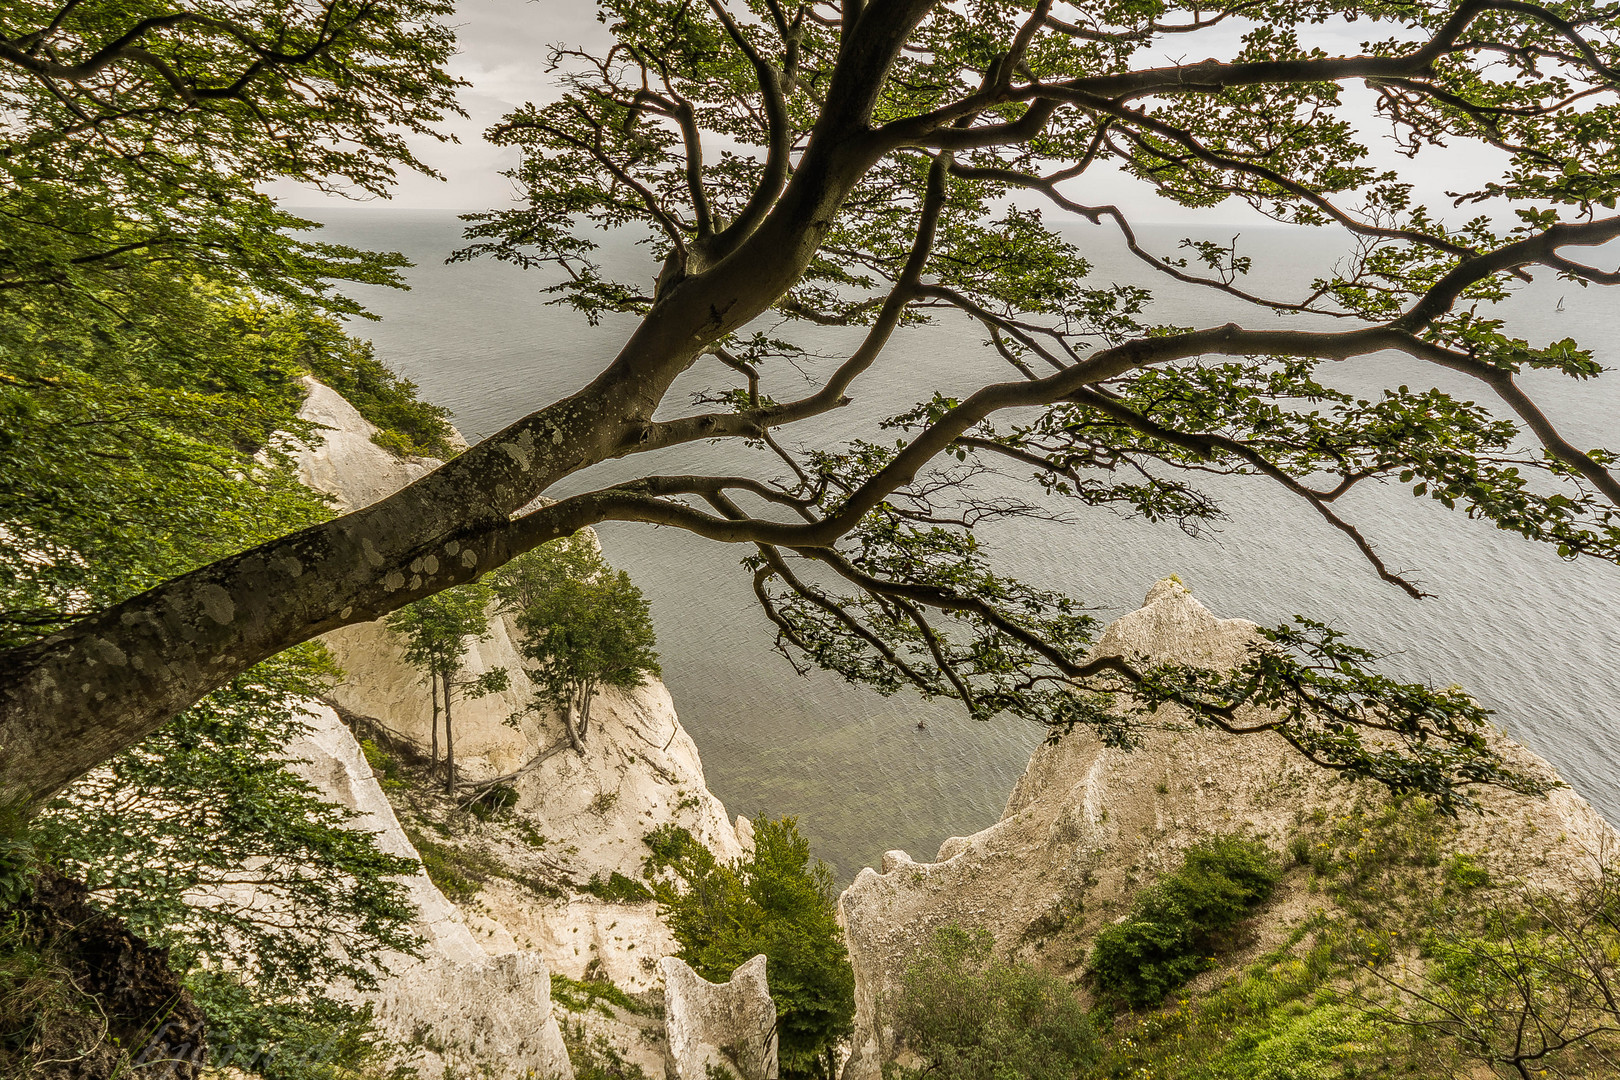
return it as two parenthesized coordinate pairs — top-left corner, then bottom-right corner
(889, 923), (1098, 1080)
(385, 584), (509, 793)
(644, 817), (855, 1079)
(490, 533), (661, 755)
(9, 0), (1620, 815)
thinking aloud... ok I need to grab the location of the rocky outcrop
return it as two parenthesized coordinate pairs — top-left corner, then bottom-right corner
(837, 578), (1619, 1080)
(662, 955), (778, 1080)
(288, 377), (759, 1075)
(282, 704), (572, 1080)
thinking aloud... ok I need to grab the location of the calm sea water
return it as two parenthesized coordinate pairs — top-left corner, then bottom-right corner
(302, 208), (1620, 881)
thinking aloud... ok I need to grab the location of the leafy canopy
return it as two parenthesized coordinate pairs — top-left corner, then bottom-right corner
(447, 0), (1620, 813)
(11, 0), (1620, 821)
(386, 581), (507, 692)
(490, 532), (662, 725)
(0, 0), (463, 325)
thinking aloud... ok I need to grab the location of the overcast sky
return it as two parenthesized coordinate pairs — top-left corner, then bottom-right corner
(268, 1), (1505, 226)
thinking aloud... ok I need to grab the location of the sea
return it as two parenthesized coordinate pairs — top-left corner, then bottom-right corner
(299, 207), (1620, 882)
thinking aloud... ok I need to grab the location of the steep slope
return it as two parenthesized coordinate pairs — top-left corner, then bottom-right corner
(288, 377), (759, 1076)
(293, 376), (743, 876)
(282, 703), (573, 1079)
(838, 578), (1618, 1079)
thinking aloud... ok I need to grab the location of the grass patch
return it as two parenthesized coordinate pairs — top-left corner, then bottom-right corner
(0, 912), (106, 1078)
(404, 828), (505, 902)
(358, 739), (406, 791)
(1092, 926), (1446, 1080)
(549, 973), (652, 1018)
(559, 1017), (651, 1080)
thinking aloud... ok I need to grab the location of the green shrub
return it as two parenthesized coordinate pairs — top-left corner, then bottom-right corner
(887, 924), (1097, 1080)
(188, 969), (400, 1080)
(584, 871), (653, 903)
(647, 818), (854, 1080)
(1089, 835), (1282, 1007)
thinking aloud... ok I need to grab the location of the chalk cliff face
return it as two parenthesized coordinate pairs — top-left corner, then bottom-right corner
(292, 377), (743, 879)
(286, 378), (756, 1075)
(662, 955), (778, 1080)
(282, 703), (572, 1080)
(837, 578), (1619, 1080)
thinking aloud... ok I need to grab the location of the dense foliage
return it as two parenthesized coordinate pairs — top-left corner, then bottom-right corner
(0, 0), (479, 1072)
(32, 647), (421, 996)
(491, 532), (661, 752)
(888, 923), (1099, 1080)
(0, 0), (460, 326)
(1089, 835), (1283, 1007)
(645, 817), (855, 1079)
(186, 970), (403, 1080)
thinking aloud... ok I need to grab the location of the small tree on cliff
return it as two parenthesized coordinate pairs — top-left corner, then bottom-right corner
(386, 584), (508, 793)
(490, 533), (660, 755)
(644, 816), (855, 1080)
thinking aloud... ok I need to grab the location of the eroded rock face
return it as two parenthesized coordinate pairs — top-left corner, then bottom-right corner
(661, 955), (778, 1080)
(837, 578), (1619, 1080)
(281, 705), (572, 1080)
(293, 378), (743, 881)
(470, 882), (677, 991)
(282, 702), (487, 964)
(288, 378), (752, 1074)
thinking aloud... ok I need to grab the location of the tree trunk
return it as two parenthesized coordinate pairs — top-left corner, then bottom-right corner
(444, 685), (456, 795)
(429, 672), (441, 772)
(578, 682), (595, 743)
(0, 17), (913, 808)
(561, 696), (585, 756)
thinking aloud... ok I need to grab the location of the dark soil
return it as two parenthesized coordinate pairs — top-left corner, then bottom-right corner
(2, 868), (206, 1080)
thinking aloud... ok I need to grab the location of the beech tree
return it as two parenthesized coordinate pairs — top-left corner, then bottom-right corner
(385, 584), (509, 793)
(8, 0), (1620, 814)
(490, 534), (661, 755)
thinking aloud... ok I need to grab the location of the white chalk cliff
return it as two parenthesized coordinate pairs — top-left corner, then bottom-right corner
(837, 578), (1619, 1080)
(662, 954), (778, 1080)
(293, 377), (743, 880)
(282, 702), (572, 1079)
(285, 378), (755, 1074)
